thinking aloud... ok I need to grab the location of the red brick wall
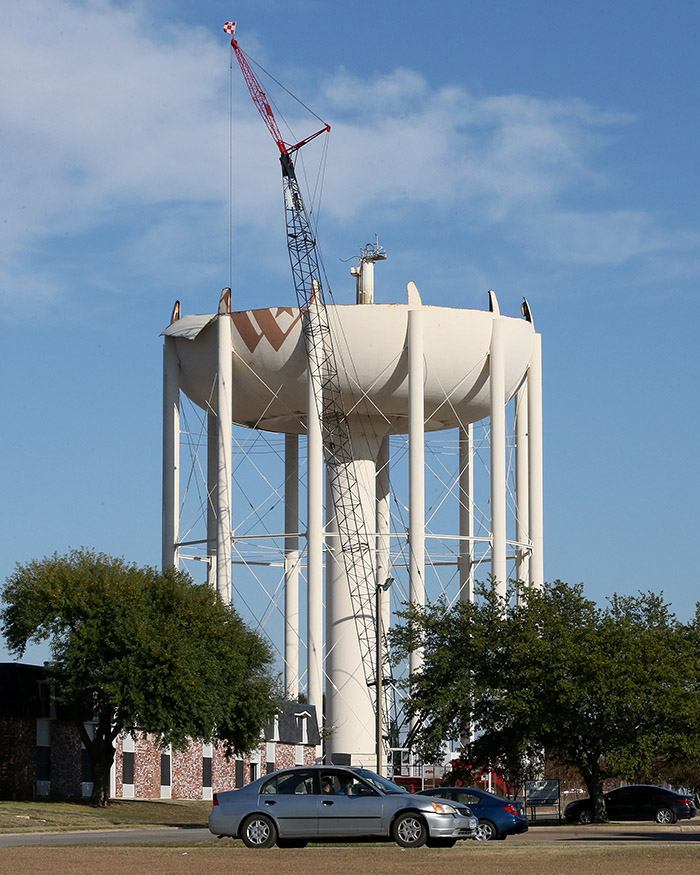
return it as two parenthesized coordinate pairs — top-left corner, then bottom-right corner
(304, 745), (316, 766)
(113, 736), (124, 798)
(0, 717), (35, 799)
(211, 740), (237, 793)
(0, 724), (319, 801)
(114, 736), (316, 799)
(171, 739), (202, 799)
(114, 733), (169, 799)
(0, 717), (89, 800)
(133, 735), (161, 799)
(275, 743), (296, 770)
(50, 722), (82, 797)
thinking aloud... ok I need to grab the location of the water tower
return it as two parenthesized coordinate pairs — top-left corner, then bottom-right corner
(161, 244), (543, 767)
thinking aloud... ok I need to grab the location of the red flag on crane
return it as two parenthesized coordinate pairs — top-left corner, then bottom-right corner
(223, 21), (237, 34)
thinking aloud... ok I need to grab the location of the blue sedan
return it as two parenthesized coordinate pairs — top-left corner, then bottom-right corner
(419, 786), (528, 841)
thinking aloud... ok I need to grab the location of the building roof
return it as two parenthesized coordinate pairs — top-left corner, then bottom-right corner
(0, 663), (64, 719)
(0, 664), (321, 746)
(270, 702), (321, 746)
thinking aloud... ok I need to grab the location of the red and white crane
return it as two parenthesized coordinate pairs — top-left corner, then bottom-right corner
(226, 23), (393, 758)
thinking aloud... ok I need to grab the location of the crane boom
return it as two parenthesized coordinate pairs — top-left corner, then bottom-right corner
(230, 33), (330, 156)
(229, 28), (393, 743)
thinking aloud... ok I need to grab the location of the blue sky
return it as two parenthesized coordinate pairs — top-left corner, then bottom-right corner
(3, 0), (700, 664)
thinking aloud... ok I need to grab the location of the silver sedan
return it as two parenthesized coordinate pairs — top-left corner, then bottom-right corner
(208, 765), (478, 848)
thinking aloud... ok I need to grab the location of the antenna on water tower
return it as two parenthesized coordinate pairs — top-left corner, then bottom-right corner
(351, 236), (387, 304)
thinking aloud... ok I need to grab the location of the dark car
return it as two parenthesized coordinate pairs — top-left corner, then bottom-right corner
(564, 785), (697, 824)
(419, 786), (528, 841)
(209, 766), (478, 848)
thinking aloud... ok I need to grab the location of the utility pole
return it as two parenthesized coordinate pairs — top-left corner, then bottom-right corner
(376, 577), (393, 775)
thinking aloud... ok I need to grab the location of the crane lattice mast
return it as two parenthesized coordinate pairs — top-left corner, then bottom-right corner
(227, 24), (393, 744)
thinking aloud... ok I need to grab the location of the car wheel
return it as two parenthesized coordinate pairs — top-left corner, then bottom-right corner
(392, 812), (428, 848)
(475, 820), (498, 841)
(655, 807), (676, 824)
(240, 814), (277, 848)
(579, 809), (593, 824)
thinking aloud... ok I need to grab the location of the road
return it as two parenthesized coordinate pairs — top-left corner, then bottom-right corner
(0, 822), (699, 847)
(518, 822), (700, 843)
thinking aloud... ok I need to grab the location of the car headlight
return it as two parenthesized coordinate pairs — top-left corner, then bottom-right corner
(430, 801), (459, 815)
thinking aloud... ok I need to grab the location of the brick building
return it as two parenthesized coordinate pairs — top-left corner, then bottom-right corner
(0, 663), (320, 801)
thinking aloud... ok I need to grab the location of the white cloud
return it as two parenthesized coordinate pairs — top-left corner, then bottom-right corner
(514, 209), (700, 266)
(2, 0), (697, 315)
(320, 69), (700, 271)
(319, 69), (623, 221)
(1, 1), (249, 311)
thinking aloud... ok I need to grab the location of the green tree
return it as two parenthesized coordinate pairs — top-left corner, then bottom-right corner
(1, 549), (278, 806)
(393, 581), (700, 822)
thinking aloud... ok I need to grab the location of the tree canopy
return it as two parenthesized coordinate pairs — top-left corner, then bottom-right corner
(1, 549), (278, 805)
(392, 581), (700, 821)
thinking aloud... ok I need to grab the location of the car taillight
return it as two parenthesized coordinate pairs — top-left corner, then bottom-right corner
(503, 804), (519, 816)
(212, 793), (219, 806)
(682, 798), (693, 807)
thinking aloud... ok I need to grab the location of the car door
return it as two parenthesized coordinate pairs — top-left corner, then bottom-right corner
(258, 769), (318, 837)
(635, 786), (660, 820)
(605, 787), (634, 820)
(316, 769), (384, 838)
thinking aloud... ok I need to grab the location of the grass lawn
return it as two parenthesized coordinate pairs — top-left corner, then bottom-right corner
(2, 844), (700, 875)
(0, 798), (210, 833)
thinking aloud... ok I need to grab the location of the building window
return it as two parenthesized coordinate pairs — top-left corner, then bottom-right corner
(250, 762), (258, 782)
(160, 751), (171, 787)
(122, 751), (135, 786)
(35, 717), (51, 786)
(202, 756), (212, 788)
(36, 745), (51, 782)
(295, 712), (310, 744)
(36, 718), (51, 747)
(37, 681), (53, 718)
(235, 759), (244, 788)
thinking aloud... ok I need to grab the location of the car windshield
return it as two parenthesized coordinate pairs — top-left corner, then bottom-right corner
(353, 769), (409, 795)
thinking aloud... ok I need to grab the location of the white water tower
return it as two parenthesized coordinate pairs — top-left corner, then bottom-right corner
(162, 247), (542, 767)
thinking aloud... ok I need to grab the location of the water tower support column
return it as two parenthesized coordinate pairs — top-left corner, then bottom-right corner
(528, 333), (544, 588)
(408, 289), (425, 677)
(515, 381), (530, 586)
(284, 434), (300, 698)
(216, 299), (233, 606)
(162, 335), (180, 571)
(325, 428), (384, 763)
(207, 414), (217, 587)
(489, 302), (507, 597)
